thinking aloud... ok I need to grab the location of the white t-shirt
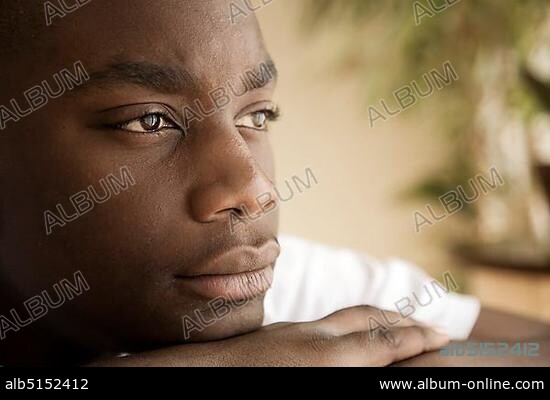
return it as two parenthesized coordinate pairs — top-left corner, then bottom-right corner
(263, 235), (480, 340)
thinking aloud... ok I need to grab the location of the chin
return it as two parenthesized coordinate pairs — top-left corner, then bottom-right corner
(180, 297), (266, 342)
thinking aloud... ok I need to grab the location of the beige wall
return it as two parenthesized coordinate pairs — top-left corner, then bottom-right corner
(255, 0), (550, 323)
(258, 1), (454, 278)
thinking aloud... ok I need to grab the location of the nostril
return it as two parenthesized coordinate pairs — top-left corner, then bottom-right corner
(233, 207), (246, 217)
(262, 199), (277, 212)
(219, 206), (244, 218)
(189, 167), (277, 224)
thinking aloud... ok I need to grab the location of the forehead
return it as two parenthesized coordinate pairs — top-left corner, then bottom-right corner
(40, 0), (268, 88)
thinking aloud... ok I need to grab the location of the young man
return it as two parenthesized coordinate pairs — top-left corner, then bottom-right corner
(0, 0), (548, 367)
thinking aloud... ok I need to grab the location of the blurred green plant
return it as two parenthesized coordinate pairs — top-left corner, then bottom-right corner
(302, 0), (548, 214)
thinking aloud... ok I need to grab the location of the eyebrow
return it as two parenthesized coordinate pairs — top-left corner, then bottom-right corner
(75, 62), (197, 94)
(74, 60), (278, 94)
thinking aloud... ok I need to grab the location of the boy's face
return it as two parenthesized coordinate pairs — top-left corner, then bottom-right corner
(0, 0), (279, 349)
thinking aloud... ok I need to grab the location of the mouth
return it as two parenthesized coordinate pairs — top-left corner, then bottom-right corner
(174, 240), (280, 301)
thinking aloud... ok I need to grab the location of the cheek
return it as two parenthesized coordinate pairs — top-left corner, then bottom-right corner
(60, 173), (179, 262)
(246, 135), (275, 180)
(33, 161), (177, 276)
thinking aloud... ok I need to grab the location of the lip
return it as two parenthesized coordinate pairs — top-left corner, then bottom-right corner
(175, 240), (280, 300)
(177, 264), (275, 301)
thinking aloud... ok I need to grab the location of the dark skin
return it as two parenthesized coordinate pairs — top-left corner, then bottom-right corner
(0, 0), (548, 366)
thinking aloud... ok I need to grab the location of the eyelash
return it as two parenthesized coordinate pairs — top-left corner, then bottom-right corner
(237, 107), (281, 130)
(109, 111), (177, 132)
(109, 106), (281, 134)
(263, 107), (281, 122)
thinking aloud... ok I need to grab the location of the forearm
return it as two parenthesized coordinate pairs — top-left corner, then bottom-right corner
(87, 308), (550, 367)
(86, 341), (233, 367)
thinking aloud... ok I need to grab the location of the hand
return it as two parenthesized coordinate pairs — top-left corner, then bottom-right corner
(88, 305), (449, 367)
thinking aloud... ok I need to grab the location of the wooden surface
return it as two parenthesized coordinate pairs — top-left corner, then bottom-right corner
(467, 265), (550, 323)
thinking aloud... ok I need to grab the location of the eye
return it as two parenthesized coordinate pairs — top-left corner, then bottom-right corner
(236, 109), (279, 131)
(116, 113), (179, 134)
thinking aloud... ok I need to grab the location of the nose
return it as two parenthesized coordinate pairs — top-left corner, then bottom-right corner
(189, 143), (278, 224)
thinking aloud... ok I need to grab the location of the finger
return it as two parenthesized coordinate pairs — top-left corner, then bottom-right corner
(343, 325), (449, 366)
(314, 305), (419, 336)
(260, 321), (295, 331)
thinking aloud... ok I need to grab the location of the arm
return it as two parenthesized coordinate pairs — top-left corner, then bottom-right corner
(85, 306), (449, 366)
(394, 307), (550, 366)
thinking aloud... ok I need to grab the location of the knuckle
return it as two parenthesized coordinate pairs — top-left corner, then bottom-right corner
(378, 328), (402, 349)
(304, 331), (340, 366)
(306, 330), (334, 354)
(355, 304), (377, 313)
(335, 304), (377, 316)
(404, 326), (426, 343)
(346, 331), (375, 352)
(355, 330), (374, 346)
